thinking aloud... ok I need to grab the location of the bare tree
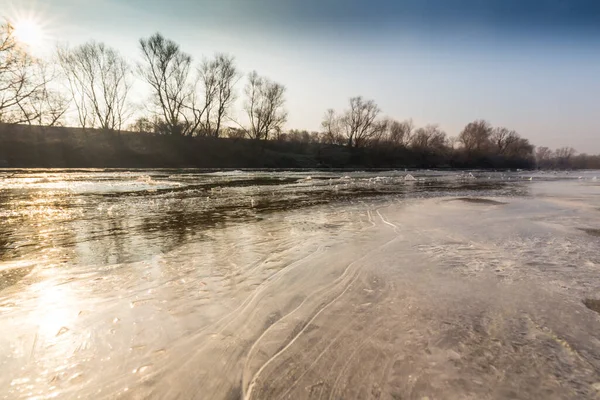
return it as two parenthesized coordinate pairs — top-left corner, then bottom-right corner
(199, 53), (237, 137)
(339, 96), (382, 148)
(58, 41), (131, 131)
(535, 146), (552, 165)
(244, 71), (287, 140)
(321, 97), (385, 148)
(139, 33), (206, 136)
(505, 137), (534, 159)
(321, 109), (344, 145)
(459, 119), (492, 153)
(0, 22), (64, 125)
(224, 126), (246, 139)
(491, 127), (520, 155)
(21, 79), (70, 126)
(127, 116), (163, 133)
(385, 118), (414, 147)
(554, 147), (576, 160)
(554, 147), (577, 169)
(411, 125), (447, 151)
(198, 57), (218, 135)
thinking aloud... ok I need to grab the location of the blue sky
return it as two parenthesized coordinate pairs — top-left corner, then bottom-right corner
(2, 0), (600, 152)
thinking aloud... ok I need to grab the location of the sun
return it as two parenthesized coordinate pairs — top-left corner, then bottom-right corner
(12, 17), (46, 50)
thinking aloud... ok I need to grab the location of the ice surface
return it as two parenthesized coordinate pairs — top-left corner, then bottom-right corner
(1, 169), (600, 399)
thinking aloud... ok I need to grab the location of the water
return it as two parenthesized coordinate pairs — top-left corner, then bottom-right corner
(0, 169), (599, 399)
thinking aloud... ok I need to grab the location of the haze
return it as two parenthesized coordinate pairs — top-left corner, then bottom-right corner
(2, 0), (599, 152)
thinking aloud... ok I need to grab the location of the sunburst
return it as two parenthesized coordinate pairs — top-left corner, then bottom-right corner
(12, 16), (45, 49)
(5, 5), (53, 54)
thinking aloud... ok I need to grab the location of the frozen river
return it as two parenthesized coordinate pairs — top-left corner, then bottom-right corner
(1, 169), (599, 399)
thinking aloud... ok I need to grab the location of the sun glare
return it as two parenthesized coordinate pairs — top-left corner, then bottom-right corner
(12, 17), (46, 50)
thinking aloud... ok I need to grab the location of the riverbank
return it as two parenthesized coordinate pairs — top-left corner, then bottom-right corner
(0, 124), (536, 169)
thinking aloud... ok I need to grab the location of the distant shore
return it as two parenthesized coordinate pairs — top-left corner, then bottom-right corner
(0, 124), (544, 170)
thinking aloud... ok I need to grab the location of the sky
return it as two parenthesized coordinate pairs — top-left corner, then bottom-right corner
(2, 0), (600, 152)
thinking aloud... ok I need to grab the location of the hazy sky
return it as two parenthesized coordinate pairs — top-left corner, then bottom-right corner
(2, 0), (600, 152)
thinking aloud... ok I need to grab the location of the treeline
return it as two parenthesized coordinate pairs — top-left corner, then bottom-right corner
(535, 147), (600, 170)
(1, 21), (598, 169)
